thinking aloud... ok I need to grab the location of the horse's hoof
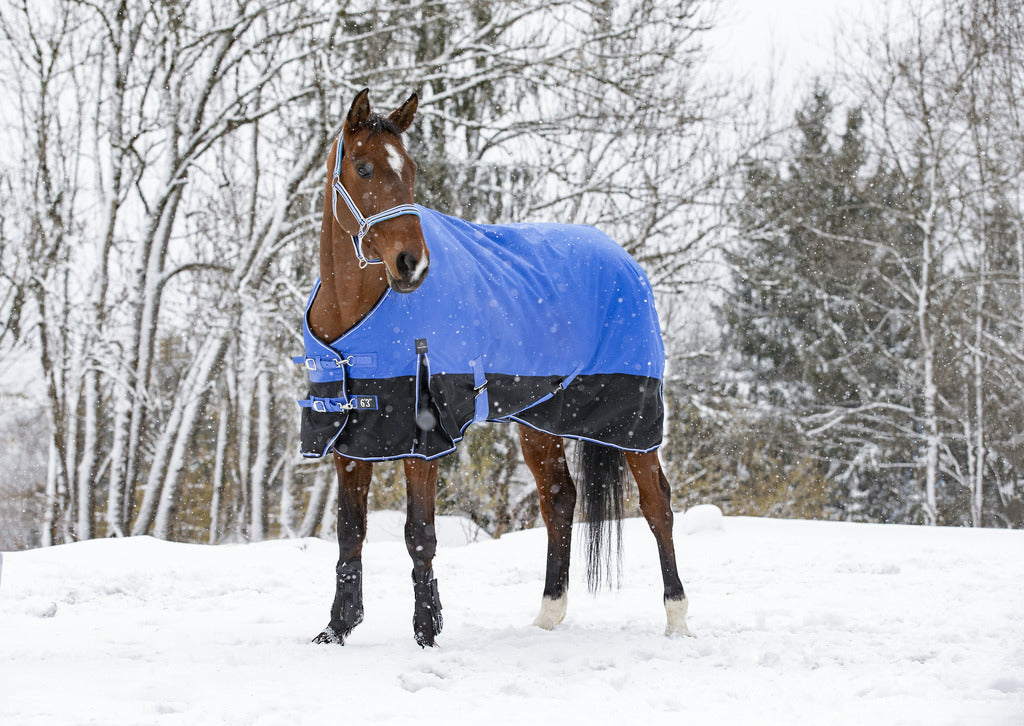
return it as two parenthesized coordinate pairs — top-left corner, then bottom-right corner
(412, 575), (443, 647)
(414, 630), (438, 648)
(413, 610), (443, 648)
(664, 597), (693, 637)
(312, 625), (347, 645)
(532, 594), (568, 630)
(665, 622), (694, 638)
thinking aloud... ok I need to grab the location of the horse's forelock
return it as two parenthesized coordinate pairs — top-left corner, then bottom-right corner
(361, 113), (403, 140)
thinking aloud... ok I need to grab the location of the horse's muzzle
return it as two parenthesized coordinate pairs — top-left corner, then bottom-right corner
(389, 250), (429, 293)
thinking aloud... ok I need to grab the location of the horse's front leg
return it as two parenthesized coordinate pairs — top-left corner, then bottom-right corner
(313, 453), (372, 645)
(404, 457), (442, 647)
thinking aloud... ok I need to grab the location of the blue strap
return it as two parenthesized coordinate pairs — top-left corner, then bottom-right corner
(469, 357), (489, 422)
(292, 353), (378, 371)
(297, 396), (355, 413)
(292, 355), (348, 372)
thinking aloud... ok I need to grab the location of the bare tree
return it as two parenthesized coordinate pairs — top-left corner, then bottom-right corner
(773, 0), (1024, 525)
(1, 0), (731, 545)
(0, 0), (88, 544)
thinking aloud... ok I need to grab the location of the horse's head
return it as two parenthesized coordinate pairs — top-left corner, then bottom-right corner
(335, 89), (428, 293)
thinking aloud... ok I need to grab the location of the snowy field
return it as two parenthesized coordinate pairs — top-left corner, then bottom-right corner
(2, 511), (1023, 726)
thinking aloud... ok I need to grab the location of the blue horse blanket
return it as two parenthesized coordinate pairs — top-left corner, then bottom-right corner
(297, 205), (664, 460)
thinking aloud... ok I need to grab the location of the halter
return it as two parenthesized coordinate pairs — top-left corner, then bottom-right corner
(331, 130), (422, 268)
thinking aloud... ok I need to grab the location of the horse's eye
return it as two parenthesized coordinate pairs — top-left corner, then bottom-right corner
(355, 162), (373, 179)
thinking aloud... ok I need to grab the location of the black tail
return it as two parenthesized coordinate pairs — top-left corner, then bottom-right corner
(575, 441), (628, 593)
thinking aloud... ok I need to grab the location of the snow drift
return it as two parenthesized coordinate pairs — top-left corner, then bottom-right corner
(1, 513), (1022, 725)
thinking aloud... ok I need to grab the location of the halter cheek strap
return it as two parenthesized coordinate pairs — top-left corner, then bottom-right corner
(331, 130), (422, 269)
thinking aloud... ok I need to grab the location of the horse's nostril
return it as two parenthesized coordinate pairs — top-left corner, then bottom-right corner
(396, 251), (417, 278)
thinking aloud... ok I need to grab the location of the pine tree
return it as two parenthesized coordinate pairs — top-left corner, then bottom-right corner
(722, 86), (925, 522)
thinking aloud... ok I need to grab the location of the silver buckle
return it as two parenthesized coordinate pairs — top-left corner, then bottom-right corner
(312, 400), (327, 413)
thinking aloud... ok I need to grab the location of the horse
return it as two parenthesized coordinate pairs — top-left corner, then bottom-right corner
(298, 88), (690, 647)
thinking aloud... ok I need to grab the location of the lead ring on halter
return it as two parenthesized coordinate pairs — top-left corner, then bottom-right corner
(331, 129), (422, 269)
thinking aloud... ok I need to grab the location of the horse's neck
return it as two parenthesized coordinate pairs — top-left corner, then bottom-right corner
(308, 218), (388, 344)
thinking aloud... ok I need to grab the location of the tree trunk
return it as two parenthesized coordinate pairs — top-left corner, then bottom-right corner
(106, 395), (131, 536)
(142, 332), (230, 538)
(918, 170), (940, 526)
(279, 453), (296, 539)
(970, 230), (987, 527)
(298, 468), (330, 538)
(318, 472), (338, 539)
(249, 367), (271, 541)
(76, 368), (98, 539)
(209, 390), (229, 545)
(235, 348), (254, 540)
(43, 439), (59, 548)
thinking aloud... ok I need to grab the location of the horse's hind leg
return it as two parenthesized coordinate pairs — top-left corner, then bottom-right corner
(314, 454), (372, 645)
(519, 426), (577, 629)
(625, 449), (692, 637)
(404, 458), (443, 647)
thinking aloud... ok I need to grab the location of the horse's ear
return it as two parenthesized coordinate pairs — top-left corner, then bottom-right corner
(388, 93), (418, 134)
(347, 88), (371, 131)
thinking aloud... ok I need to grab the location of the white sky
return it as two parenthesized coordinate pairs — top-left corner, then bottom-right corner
(705, 0), (889, 106)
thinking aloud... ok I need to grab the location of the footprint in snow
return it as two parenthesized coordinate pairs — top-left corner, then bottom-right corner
(398, 670), (447, 693)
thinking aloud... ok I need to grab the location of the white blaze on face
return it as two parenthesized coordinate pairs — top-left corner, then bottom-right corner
(385, 141), (405, 180)
(411, 250), (429, 283)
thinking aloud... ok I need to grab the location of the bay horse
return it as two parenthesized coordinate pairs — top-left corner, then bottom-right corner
(301, 89), (690, 647)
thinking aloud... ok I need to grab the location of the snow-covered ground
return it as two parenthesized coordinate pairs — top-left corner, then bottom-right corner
(2, 511), (1022, 725)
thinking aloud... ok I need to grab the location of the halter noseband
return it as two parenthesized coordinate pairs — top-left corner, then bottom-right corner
(331, 130), (421, 269)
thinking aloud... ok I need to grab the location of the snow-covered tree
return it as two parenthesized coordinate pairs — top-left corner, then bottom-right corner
(0, 0), (726, 546)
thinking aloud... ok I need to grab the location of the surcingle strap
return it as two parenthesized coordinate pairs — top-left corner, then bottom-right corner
(297, 394), (379, 413)
(292, 355), (348, 372)
(297, 396), (354, 413)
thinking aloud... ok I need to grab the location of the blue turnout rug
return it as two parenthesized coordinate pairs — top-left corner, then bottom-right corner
(296, 205), (664, 460)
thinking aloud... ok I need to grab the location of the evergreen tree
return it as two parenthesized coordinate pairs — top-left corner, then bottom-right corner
(722, 87), (925, 522)
(727, 88), (912, 408)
